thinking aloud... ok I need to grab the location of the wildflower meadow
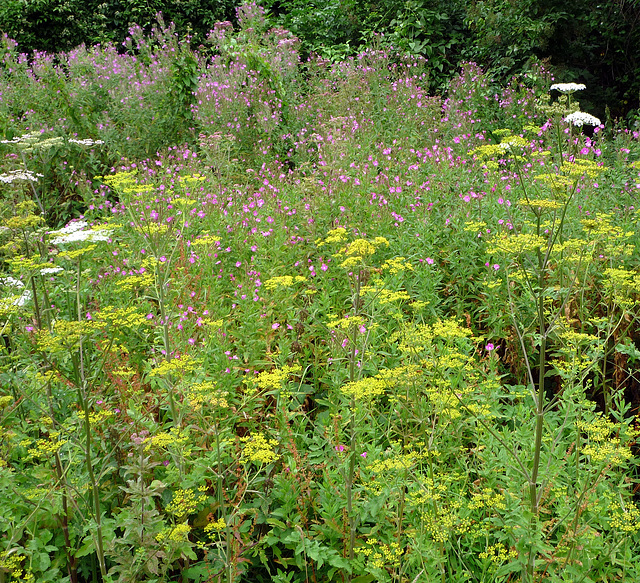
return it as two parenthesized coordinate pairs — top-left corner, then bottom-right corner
(1, 4), (640, 582)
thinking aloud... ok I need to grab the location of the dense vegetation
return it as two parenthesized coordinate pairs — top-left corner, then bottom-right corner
(1, 0), (639, 120)
(1, 3), (640, 582)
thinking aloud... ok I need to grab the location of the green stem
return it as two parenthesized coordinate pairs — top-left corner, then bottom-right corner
(75, 259), (107, 580)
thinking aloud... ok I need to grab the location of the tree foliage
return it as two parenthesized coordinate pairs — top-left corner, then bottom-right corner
(0, 0), (638, 119)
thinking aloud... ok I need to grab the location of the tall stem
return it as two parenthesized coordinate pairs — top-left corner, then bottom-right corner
(75, 259), (107, 580)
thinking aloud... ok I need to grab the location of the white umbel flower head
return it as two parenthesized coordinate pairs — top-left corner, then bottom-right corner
(0, 277), (32, 307)
(49, 220), (113, 245)
(550, 83), (586, 94)
(0, 276), (25, 288)
(40, 266), (64, 275)
(69, 138), (105, 147)
(564, 112), (602, 127)
(0, 169), (44, 183)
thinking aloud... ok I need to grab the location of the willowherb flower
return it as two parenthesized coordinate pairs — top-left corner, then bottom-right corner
(564, 112), (602, 127)
(0, 169), (44, 183)
(550, 83), (586, 93)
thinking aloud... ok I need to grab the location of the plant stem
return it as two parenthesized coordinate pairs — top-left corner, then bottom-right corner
(75, 259), (107, 580)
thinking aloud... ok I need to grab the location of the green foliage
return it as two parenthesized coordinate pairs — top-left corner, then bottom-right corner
(0, 0), (236, 53)
(1, 14), (640, 582)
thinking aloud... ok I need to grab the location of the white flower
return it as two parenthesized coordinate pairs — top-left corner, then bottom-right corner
(0, 277), (31, 307)
(0, 169), (44, 183)
(564, 112), (602, 127)
(50, 222), (113, 245)
(0, 133), (40, 144)
(69, 138), (105, 147)
(12, 289), (32, 307)
(52, 220), (88, 235)
(550, 83), (586, 93)
(40, 266), (64, 275)
(0, 276), (25, 288)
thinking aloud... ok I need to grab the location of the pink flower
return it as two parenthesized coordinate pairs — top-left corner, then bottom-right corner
(335, 445), (345, 452)
(486, 343), (495, 352)
(272, 323), (280, 330)
(425, 257), (434, 265)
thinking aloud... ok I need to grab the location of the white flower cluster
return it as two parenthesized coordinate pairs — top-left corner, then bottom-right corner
(49, 220), (113, 245)
(0, 133), (41, 144)
(0, 276), (32, 306)
(564, 112), (602, 127)
(550, 83), (586, 93)
(0, 169), (44, 183)
(40, 266), (64, 275)
(69, 138), (105, 147)
(0, 276), (24, 288)
(1, 133), (64, 151)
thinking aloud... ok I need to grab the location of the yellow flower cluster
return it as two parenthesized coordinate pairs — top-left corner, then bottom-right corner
(582, 441), (633, 465)
(486, 232), (546, 256)
(336, 236), (389, 269)
(204, 517), (227, 536)
(577, 414), (635, 465)
(609, 502), (640, 533)
(147, 427), (189, 450)
(6, 255), (51, 275)
(468, 488), (507, 511)
(178, 173), (207, 185)
(186, 381), (228, 409)
(479, 543), (518, 563)
(356, 539), (403, 569)
(57, 245), (98, 260)
(421, 507), (473, 542)
(316, 227), (348, 246)
(240, 433), (279, 466)
(361, 286), (411, 305)
(397, 318), (472, 353)
(148, 355), (199, 378)
(326, 314), (367, 331)
(137, 223), (169, 235)
(381, 257), (414, 274)
(341, 375), (388, 401)
(518, 198), (565, 212)
(96, 170), (138, 191)
(26, 432), (68, 460)
(0, 551), (33, 582)
(156, 522), (192, 543)
(368, 451), (420, 474)
(86, 410), (114, 427)
(37, 320), (99, 353)
(263, 275), (307, 290)
(166, 487), (207, 517)
(116, 271), (155, 291)
(190, 233), (221, 247)
(113, 367), (136, 379)
(254, 365), (301, 391)
(96, 305), (148, 329)
(3, 207), (44, 231)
